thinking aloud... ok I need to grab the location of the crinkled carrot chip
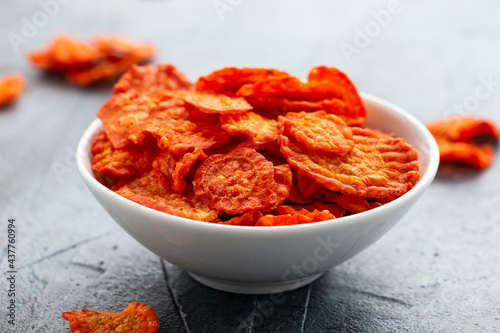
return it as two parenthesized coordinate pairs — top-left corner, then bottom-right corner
(220, 111), (279, 145)
(28, 33), (155, 86)
(256, 208), (336, 226)
(114, 64), (194, 96)
(153, 147), (207, 193)
(265, 164), (293, 211)
(280, 126), (420, 200)
(193, 148), (275, 214)
(164, 90), (252, 114)
(128, 103), (229, 155)
(279, 110), (354, 155)
(91, 131), (160, 179)
(218, 211), (264, 226)
(97, 92), (162, 149)
(0, 73), (25, 107)
(62, 302), (160, 333)
(113, 169), (218, 221)
(426, 115), (499, 169)
(196, 67), (289, 96)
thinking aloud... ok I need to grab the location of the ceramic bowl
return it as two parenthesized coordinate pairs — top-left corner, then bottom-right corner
(76, 93), (440, 294)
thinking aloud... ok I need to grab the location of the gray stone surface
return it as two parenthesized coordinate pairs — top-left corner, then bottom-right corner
(1, 0), (499, 332)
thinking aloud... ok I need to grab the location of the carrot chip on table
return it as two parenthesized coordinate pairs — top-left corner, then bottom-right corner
(62, 302), (160, 333)
(0, 73), (25, 108)
(426, 115), (500, 169)
(89, 63), (422, 225)
(28, 34), (155, 86)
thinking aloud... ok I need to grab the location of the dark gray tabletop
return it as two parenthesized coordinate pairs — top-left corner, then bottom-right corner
(1, 1), (500, 332)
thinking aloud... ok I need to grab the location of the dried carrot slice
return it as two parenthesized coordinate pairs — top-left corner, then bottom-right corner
(426, 115), (499, 169)
(218, 211), (264, 226)
(113, 169), (218, 221)
(220, 111), (279, 145)
(91, 131), (160, 179)
(280, 126), (420, 200)
(279, 111), (354, 155)
(128, 103), (229, 155)
(114, 64), (194, 96)
(97, 92), (163, 149)
(193, 148), (275, 214)
(164, 90), (252, 114)
(264, 164), (293, 211)
(296, 173), (324, 198)
(256, 209), (336, 226)
(0, 74), (24, 107)
(62, 302), (160, 333)
(153, 147), (207, 193)
(307, 66), (366, 125)
(28, 34), (102, 71)
(196, 67), (289, 96)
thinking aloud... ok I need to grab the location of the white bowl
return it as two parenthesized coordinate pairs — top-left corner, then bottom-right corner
(77, 93), (439, 294)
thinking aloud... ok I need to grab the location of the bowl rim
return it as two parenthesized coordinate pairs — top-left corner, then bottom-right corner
(77, 92), (440, 234)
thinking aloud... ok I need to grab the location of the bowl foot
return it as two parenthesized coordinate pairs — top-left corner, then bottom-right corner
(187, 272), (325, 294)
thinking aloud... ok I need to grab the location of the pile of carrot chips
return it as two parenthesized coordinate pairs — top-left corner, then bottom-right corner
(91, 64), (421, 226)
(28, 34), (154, 86)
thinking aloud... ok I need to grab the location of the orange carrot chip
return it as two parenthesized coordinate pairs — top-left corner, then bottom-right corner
(153, 147), (207, 193)
(114, 64), (194, 96)
(164, 90), (252, 114)
(256, 209), (336, 226)
(196, 67), (289, 96)
(0, 74), (25, 107)
(307, 66), (366, 125)
(97, 92), (162, 149)
(91, 131), (160, 179)
(193, 148), (275, 214)
(426, 115), (499, 169)
(62, 302), (160, 333)
(218, 211), (264, 226)
(113, 169), (218, 221)
(280, 126), (420, 200)
(279, 110), (354, 155)
(220, 111), (279, 145)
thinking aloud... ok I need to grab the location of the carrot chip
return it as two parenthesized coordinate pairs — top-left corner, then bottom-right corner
(193, 148), (275, 214)
(0, 73), (25, 108)
(280, 125), (420, 200)
(426, 115), (499, 169)
(62, 302), (160, 333)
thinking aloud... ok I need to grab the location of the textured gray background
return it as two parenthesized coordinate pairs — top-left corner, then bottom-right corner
(1, 0), (499, 332)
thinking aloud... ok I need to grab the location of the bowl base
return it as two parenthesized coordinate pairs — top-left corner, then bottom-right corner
(187, 272), (325, 294)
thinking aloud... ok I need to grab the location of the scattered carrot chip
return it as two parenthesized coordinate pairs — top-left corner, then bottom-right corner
(426, 115), (499, 169)
(28, 33), (155, 86)
(62, 302), (160, 333)
(280, 125), (420, 200)
(113, 169), (218, 221)
(279, 110), (354, 155)
(220, 111), (279, 145)
(196, 67), (289, 96)
(193, 148), (275, 214)
(0, 73), (25, 107)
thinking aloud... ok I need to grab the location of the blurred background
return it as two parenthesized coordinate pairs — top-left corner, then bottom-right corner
(1, 1), (500, 332)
